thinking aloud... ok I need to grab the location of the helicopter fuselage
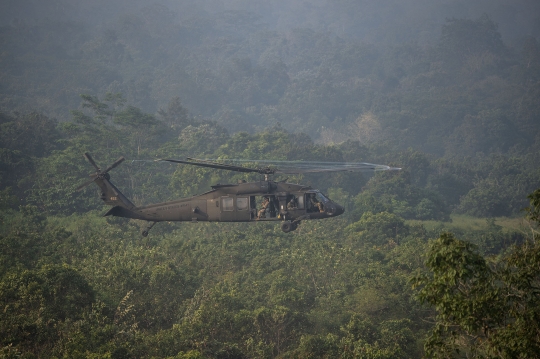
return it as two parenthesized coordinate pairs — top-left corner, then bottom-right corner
(108, 180), (344, 225)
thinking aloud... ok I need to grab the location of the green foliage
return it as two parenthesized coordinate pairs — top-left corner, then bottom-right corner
(411, 189), (540, 358)
(353, 171), (450, 221)
(456, 156), (540, 217)
(0, 264), (95, 356)
(157, 97), (190, 130)
(0, 112), (63, 156)
(177, 123), (229, 156)
(0, 112), (64, 205)
(525, 188), (540, 224)
(346, 212), (407, 245)
(286, 317), (416, 358)
(0, 187), (18, 211)
(0, 205), (63, 273)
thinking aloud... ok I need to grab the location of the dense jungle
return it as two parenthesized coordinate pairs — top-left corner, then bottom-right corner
(1, 0), (540, 358)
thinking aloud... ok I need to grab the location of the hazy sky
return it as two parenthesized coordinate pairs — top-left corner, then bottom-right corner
(2, 0), (538, 44)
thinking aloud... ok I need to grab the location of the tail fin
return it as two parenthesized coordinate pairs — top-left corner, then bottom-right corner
(93, 174), (136, 210)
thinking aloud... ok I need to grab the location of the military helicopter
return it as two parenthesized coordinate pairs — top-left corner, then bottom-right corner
(77, 153), (400, 236)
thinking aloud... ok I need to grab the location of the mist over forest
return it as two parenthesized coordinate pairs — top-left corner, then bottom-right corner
(2, 0), (540, 147)
(1, 1), (540, 358)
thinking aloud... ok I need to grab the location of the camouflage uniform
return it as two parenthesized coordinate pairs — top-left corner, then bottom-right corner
(258, 197), (270, 219)
(310, 195), (324, 212)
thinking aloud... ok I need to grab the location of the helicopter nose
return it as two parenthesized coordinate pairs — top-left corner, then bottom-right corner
(327, 203), (345, 216)
(334, 204), (345, 216)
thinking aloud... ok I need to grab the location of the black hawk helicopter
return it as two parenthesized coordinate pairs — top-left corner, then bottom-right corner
(77, 153), (400, 236)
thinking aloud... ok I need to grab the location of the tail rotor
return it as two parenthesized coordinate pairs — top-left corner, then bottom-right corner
(76, 152), (125, 191)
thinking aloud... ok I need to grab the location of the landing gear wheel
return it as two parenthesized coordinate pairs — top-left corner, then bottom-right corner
(281, 221), (292, 233)
(142, 221), (157, 237)
(281, 221), (296, 233)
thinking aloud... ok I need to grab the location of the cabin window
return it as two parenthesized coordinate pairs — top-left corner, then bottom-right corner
(222, 197), (234, 211)
(237, 197), (248, 211)
(286, 194), (302, 210)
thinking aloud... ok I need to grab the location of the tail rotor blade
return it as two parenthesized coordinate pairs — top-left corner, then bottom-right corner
(84, 152), (100, 171)
(102, 157), (125, 174)
(75, 176), (97, 191)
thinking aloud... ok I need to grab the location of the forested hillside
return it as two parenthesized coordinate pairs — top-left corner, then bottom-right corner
(1, 0), (540, 153)
(1, 1), (540, 358)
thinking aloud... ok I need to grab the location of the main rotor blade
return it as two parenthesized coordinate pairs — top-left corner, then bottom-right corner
(199, 159), (401, 174)
(158, 158), (400, 175)
(159, 158), (275, 175)
(101, 157), (125, 174)
(276, 163), (400, 174)
(84, 152), (100, 171)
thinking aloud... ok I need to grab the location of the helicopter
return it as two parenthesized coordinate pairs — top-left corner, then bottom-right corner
(77, 153), (400, 236)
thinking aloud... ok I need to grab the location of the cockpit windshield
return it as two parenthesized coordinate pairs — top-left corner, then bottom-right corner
(315, 192), (329, 203)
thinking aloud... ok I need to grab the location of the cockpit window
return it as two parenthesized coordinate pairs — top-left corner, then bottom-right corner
(315, 192), (329, 203)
